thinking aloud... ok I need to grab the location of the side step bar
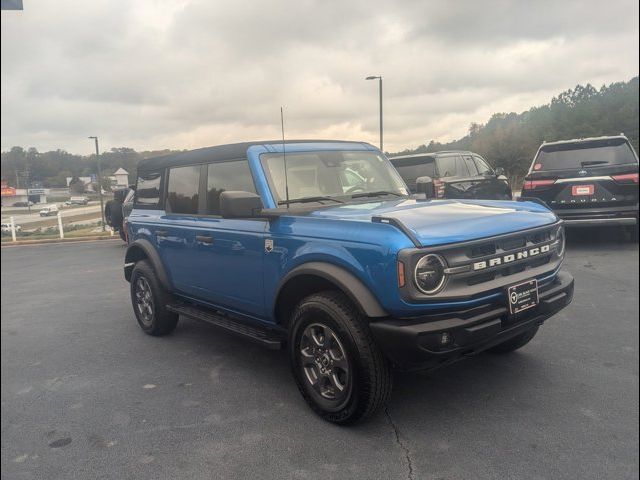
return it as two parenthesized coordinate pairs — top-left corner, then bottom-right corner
(167, 303), (285, 350)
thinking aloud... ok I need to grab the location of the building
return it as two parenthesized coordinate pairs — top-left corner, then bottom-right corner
(65, 168), (129, 191)
(1, 180), (48, 206)
(113, 168), (130, 188)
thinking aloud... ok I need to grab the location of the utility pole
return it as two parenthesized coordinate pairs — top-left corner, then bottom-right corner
(365, 75), (383, 152)
(19, 167), (31, 212)
(88, 136), (106, 231)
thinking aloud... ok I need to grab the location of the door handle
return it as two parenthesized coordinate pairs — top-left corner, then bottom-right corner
(156, 229), (168, 237)
(196, 235), (213, 244)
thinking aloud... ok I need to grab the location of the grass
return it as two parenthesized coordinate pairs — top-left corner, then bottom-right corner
(1, 226), (114, 243)
(15, 212), (103, 230)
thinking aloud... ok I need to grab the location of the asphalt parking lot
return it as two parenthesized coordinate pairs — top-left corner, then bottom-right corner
(1, 231), (638, 480)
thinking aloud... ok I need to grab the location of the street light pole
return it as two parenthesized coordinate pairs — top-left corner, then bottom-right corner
(366, 75), (383, 151)
(88, 136), (106, 231)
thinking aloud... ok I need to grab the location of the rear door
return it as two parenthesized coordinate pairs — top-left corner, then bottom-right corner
(158, 164), (204, 298)
(524, 138), (639, 210)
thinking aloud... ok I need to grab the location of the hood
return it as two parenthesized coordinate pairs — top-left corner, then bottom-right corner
(307, 198), (558, 246)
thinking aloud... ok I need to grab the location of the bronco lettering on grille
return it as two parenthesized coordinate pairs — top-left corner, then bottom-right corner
(472, 244), (551, 271)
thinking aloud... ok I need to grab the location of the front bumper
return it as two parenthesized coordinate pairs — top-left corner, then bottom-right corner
(369, 271), (574, 370)
(554, 205), (638, 227)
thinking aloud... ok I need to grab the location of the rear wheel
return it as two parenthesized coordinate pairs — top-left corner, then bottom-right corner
(487, 326), (539, 354)
(289, 291), (392, 424)
(130, 260), (178, 336)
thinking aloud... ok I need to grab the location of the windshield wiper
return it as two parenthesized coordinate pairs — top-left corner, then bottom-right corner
(581, 161), (610, 167)
(350, 190), (405, 199)
(278, 196), (344, 206)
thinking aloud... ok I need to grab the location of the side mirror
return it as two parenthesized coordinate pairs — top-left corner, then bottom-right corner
(219, 191), (263, 218)
(495, 167), (505, 176)
(415, 176), (435, 199)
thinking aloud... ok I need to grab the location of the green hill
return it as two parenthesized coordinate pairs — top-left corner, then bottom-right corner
(390, 77), (639, 184)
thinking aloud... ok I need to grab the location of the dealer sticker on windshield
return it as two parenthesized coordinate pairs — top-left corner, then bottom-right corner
(507, 279), (539, 315)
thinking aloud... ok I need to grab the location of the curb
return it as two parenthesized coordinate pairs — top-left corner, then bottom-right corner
(1, 236), (121, 247)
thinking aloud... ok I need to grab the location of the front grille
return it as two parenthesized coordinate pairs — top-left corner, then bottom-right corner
(399, 223), (563, 302)
(470, 243), (496, 258)
(501, 237), (527, 251)
(434, 225), (561, 294)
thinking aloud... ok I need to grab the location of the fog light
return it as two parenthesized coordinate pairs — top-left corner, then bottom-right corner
(440, 332), (452, 345)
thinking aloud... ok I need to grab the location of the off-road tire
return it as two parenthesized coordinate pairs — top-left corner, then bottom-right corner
(130, 260), (178, 336)
(487, 326), (539, 354)
(289, 291), (392, 424)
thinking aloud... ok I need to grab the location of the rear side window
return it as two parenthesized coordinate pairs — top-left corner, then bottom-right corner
(462, 155), (479, 176)
(391, 157), (436, 192)
(166, 165), (201, 214)
(534, 139), (638, 171)
(135, 172), (163, 207)
(436, 155), (467, 177)
(207, 160), (256, 215)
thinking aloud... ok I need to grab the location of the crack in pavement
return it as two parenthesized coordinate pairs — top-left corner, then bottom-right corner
(384, 406), (415, 480)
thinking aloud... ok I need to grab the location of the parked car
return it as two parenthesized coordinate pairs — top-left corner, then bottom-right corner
(12, 201), (33, 207)
(65, 196), (89, 205)
(105, 187), (134, 242)
(522, 135), (638, 240)
(1, 223), (22, 232)
(124, 140), (573, 424)
(390, 151), (512, 200)
(39, 205), (59, 217)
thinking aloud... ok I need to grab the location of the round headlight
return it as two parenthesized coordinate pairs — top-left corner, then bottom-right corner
(556, 226), (565, 257)
(414, 254), (447, 295)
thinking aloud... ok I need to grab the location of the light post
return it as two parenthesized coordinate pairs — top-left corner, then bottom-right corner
(365, 75), (383, 151)
(88, 136), (106, 231)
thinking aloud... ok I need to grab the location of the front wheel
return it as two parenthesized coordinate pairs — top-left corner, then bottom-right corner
(289, 291), (392, 424)
(130, 260), (178, 336)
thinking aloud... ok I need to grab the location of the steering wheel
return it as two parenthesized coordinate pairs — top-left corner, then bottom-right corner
(346, 185), (366, 194)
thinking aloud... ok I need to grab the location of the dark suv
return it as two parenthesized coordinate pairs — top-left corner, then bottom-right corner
(124, 140), (573, 424)
(522, 135), (639, 239)
(105, 187), (135, 242)
(390, 151), (512, 200)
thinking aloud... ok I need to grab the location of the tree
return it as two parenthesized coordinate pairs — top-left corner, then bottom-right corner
(69, 177), (86, 194)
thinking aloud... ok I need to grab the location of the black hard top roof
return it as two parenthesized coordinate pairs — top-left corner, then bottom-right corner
(136, 139), (364, 172)
(389, 150), (475, 162)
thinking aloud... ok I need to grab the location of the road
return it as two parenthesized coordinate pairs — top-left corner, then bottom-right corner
(1, 204), (102, 225)
(1, 231), (638, 480)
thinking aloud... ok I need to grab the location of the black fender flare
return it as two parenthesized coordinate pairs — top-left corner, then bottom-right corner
(124, 238), (172, 290)
(274, 262), (388, 318)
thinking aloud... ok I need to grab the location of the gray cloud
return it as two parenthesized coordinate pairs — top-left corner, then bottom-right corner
(1, 0), (638, 154)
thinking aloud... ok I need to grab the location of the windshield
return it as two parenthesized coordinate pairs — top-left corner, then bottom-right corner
(534, 139), (637, 171)
(260, 151), (408, 204)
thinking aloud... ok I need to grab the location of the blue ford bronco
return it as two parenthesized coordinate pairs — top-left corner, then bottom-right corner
(124, 140), (574, 424)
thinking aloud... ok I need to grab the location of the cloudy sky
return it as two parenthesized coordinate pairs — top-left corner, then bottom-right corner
(1, 0), (638, 155)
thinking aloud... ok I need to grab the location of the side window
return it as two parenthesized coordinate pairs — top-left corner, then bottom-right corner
(437, 155), (467, 177)
(463, 155), (479, 176)
(474, 156), (494, 175)
(166, 165), (201, 214)
(135, 172), (163, 207)
(207, 160), (256, 215)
